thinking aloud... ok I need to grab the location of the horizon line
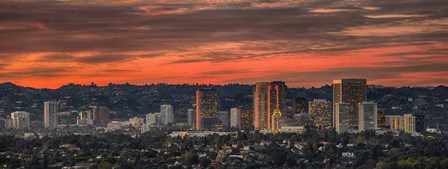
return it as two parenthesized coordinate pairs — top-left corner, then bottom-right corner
(1, 81), (445, 90)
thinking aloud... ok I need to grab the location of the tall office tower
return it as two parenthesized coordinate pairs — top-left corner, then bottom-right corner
(293, 97), (307, 115)
(146, 113), (160, 125)
(335, 103), (350, 134)
(253, 81), (287, 130)
(270, 81), (288, 116)
(44, 101), (59, 129)
(308, 99), (332, 129)
(93, 106), (109, 127)
(241, 109), (253, 130)
(333, 79), (367, 130)
(403, 114), (416, 133)
(414, 114), (425, 133)
(10, 111), (30, 129)
(254, 82), (270, 130)
(358, 102), (378, 132)
(385, 115), (404, 132)
(230, 107), (241, 129)
(187, 109), (196, 129)
(161, 104), (174, 125)
(219, 111), (230, 129)
(196, 88), (219, 130)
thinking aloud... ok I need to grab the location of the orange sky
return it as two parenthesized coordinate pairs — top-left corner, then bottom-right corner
(0, 0), (447, 88)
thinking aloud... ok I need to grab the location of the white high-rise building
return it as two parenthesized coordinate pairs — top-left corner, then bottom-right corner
(335, 103), (350, 134)
(187, 109), (196, 129)
(44, 101), (58, 129)
(11, 111), (30, 129)
(146, 113), (161, 125)
(161, 105), (174, 125)
(230, 107), (241, 129)
(358, 102), (378, 132)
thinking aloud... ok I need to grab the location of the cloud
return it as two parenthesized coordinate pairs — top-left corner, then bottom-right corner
(226, 62), (448, 85)
(364, 14), (428, 19)
(0, 0), (447, 87)
(309, 8), (355, 13)
(0, 67), (72, 79)
(21, 21), (49, 31)
(201, 69), (251, 75)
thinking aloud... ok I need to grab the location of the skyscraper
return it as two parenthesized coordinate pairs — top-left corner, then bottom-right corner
(333, 79), (367, 130)
(253, 81), (287, 130)
(161, 104), (174, 125)
(335, 103), (349, 134)
(93, 106), (109, 127)
(358, 102), (377, 132)
(270, 81), (287, 116)
(308, 99), (332, 129)
(253, 82), (270, 130)
(187, 109), (196, 129)
(11, 111), (30, 129)
(44, 101), (58, 129)
(196, 88), (219, 130)
(230, 107), (241, 129)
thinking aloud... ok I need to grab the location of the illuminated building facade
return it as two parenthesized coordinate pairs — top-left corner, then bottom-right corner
(241, 109), (253, 130)
(161, 104), (174, 125)
(253, 82), (270, 130)
(385, 114), (421, 133)
(146, 113), (161, 125)
(44, 101), (59, 129)
(253, 81), (287, 130)
(335, 103), (349, 134)
(358, 102), (377, 131)
(333, 79), (367, 130)
(77, 111), (93, 126)
(308, 99), (332, 129)
(385, 115), (404, 131)
(196, 88), (219, 130)
(403, 114), (416, 133)
(11, 111), (30, 129)
(377, 109), (386, 129)
(271, 109), (282, 132)
(230, 107), (241, 129)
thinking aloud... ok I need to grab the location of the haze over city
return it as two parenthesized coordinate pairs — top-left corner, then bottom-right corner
(1, 0), (447, 88)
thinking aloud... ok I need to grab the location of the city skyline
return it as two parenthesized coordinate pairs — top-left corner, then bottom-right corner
(0, 0), (447, 88)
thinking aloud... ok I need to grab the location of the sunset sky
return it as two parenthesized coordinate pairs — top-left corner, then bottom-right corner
(0, 0), (447, 88)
